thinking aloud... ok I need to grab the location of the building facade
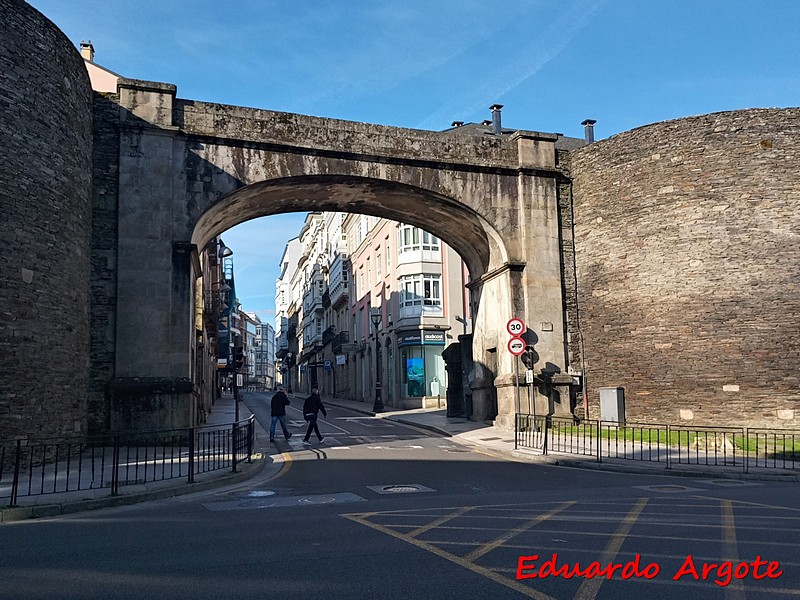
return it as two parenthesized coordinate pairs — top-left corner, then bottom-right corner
(277, 212), (471, 409)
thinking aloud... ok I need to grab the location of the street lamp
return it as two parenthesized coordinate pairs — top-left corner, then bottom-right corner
(285, 351), (293, 393)
(218, 240), (233, 259)
(370, 307), (384, 413)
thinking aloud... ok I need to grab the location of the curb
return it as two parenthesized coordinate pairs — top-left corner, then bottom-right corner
(0, 455), (270, 524)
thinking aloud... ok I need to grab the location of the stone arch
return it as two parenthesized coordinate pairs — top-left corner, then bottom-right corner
(189, 174), (511, 417)
(190, 174), (509, 281)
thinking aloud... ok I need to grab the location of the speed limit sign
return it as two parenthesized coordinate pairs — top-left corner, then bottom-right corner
(507, 318), (525, 337)
(508, 337), (526, 356)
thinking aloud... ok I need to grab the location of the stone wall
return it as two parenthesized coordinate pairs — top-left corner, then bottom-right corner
(87, 93), (121, 433)
(0, 0), (93, 440)
(567, 109), (800, 427)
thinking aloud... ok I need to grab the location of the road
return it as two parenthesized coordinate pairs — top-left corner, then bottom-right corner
(1, 392), (798, 600)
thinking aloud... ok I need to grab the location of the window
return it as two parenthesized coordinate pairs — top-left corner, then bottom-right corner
(398, 224), (419, 253)
(376, 253), (382, 279)
(422, 231), (439, 251)
(386, 243), (391, 271)
(399, 274), (442, 317)
(398, 224), (439, 254)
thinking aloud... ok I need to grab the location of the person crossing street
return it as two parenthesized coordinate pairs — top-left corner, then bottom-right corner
(269, 386), (292, 443)
(302, 387), (327, 444)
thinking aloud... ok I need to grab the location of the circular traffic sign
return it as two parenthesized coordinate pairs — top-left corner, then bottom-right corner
(508, 337), (526, 356)
(507, 318), (526, 337)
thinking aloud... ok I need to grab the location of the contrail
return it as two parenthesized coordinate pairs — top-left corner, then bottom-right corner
(417, 1), (605, 130)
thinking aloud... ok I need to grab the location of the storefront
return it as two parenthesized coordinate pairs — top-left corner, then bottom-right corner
(397, 330), (447, 403)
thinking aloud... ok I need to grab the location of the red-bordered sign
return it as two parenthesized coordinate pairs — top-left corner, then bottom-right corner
(508, 337), (526, 356)
(507, 318), (526, 337)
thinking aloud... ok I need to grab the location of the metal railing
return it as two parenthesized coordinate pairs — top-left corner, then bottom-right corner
(515, 414), (800, 473)
(1, 416), (254, 507)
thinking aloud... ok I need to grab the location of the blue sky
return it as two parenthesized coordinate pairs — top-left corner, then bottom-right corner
(27, 0), (800, 322)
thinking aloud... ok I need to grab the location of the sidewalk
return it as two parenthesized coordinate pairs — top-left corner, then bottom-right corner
(0, 392), (272, 524)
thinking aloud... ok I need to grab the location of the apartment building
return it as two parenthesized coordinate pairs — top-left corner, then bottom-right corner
(278, 211), (471, 409)
(275, 236), (302, 392)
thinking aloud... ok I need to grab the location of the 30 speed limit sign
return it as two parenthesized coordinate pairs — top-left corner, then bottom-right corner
(507, 318), (525, 337)
(507, 337), (526, 356)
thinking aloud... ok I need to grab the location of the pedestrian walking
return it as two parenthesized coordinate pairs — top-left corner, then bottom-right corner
(302, 387), (327, 444)
(270, 386), (292, 443)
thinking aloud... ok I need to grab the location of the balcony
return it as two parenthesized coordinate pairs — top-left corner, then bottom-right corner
(331, 331), (350, 352)
(304, 293), (323, 314)
(322, 325), (336, 346)
(329, 281), (349, 309)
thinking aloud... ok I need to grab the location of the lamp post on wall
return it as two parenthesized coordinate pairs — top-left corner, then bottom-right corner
(370, 307), (384, 413)
(285, 351), (293, 393)
(218, 240), (238, 421)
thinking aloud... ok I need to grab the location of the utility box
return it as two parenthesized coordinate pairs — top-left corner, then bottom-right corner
(599, 387), (625, 423)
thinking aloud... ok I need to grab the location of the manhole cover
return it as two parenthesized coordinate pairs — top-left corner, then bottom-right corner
(383, 485), (422, 493)
(240, 490), (276, 498)
(298, 496), (338, 504)
(633, 484), (703, 493)
(367, 484), (436, 495)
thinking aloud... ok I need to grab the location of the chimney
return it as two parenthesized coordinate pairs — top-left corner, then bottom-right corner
(581, 119), (597, 143)
(490, 103), (503, 135)
(80, 40), (95, 62)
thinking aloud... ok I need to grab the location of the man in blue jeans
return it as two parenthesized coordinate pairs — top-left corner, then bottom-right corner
(270, 386), (292, 443)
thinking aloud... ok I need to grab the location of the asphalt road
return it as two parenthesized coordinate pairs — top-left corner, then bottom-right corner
(1, 393), (798, 600)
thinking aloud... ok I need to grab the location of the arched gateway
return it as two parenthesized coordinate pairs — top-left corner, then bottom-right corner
(100, 79), (575, 432)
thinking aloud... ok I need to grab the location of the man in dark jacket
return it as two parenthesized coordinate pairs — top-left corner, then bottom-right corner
(270, 386), (292, 443)
(302, 387), (327, 444)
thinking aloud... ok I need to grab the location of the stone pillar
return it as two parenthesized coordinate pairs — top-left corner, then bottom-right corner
(111, 79), (196, 430)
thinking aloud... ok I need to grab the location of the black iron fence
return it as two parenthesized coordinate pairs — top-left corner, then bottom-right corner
(516, 414), (800, 473)
(1, 416), (255, 507)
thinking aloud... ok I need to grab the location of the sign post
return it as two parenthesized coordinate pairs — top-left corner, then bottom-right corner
(507, 319), (526, 419)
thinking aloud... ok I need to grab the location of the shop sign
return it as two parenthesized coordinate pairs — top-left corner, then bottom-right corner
(398, 330), (446, 347)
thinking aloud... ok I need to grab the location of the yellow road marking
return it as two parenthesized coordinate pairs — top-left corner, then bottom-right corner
(266, 451), (293, 481)
(343, 512), (560, 600)
(694, 495), (800, 513)
(722, 500), (747, 600)
(573, 497), (649, 600)
(408, 506), (475, 539)
(464, 501), (576, 562)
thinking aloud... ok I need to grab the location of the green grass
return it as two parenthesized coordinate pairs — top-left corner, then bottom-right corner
(516, 416), (800, 458)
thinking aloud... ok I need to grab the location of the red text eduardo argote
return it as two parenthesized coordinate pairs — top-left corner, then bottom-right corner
(516, 554), (782, 587)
